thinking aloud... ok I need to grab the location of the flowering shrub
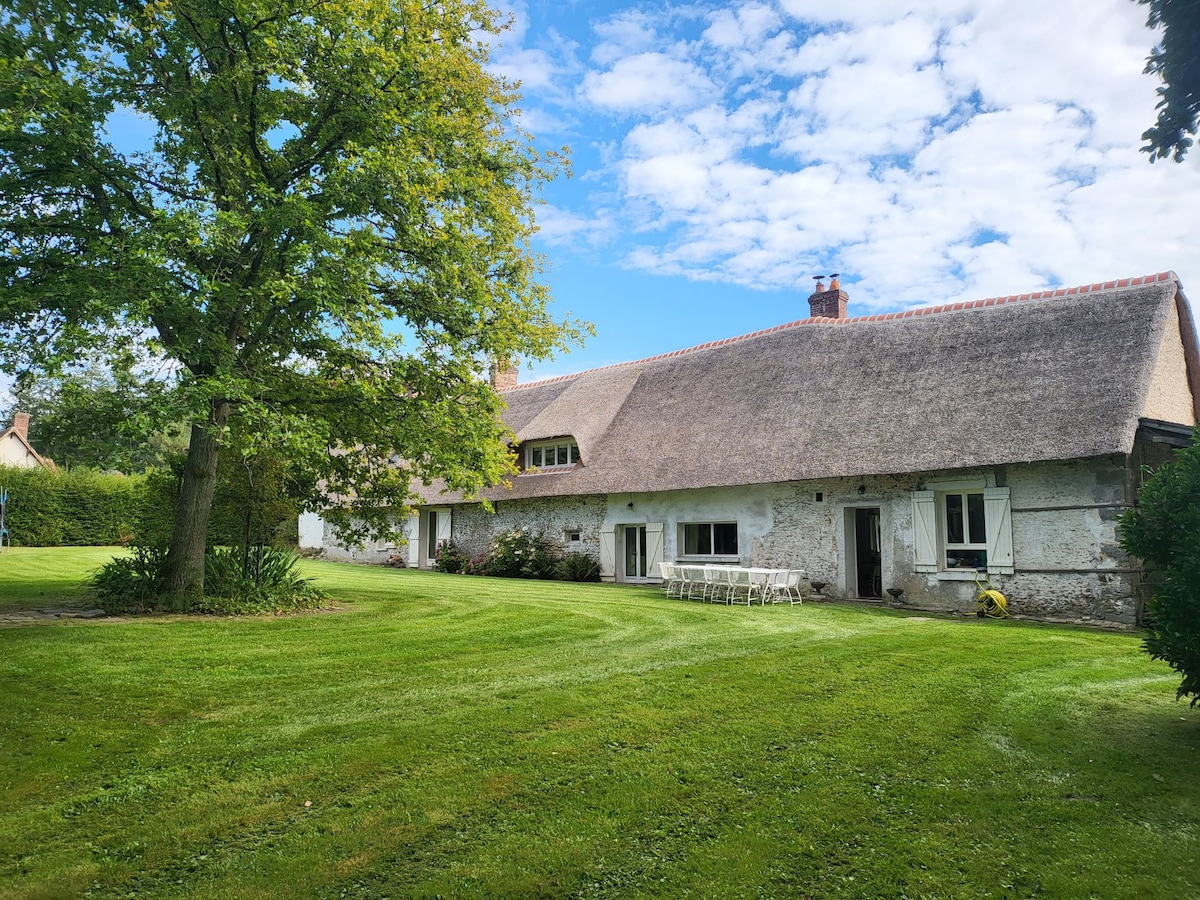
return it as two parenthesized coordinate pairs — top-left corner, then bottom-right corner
(478, 528), (562, 579)
(433, 539), (469, 574)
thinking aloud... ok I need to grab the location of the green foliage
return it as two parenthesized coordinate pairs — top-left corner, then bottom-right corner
(479, 528), (562, 579)
(196, 546), (326, 615)
(91, 544), (325, 615)
(1120, 436), (1200, 704)
(557, 551), (601, 582)
(89, 545), (167, 614)
(2, 363), (187, 472)
(1134, 0), (1200, 161)
(0, 465), (143, 546)
(433, 539), (469, 574)
(0, 0), (590, 598)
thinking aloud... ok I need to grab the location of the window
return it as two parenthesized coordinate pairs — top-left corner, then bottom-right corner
(912, 486), (1013, 575)
(564, 529), (581, 543)
(682, 522), (738, 557)
(525, 439), (580, 470)
(943, 491), (987, 569)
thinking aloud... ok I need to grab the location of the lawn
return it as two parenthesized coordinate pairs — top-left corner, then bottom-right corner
(1, 550), (1197, 899)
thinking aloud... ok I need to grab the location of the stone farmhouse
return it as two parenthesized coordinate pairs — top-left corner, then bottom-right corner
(313, 272), (1198, 625)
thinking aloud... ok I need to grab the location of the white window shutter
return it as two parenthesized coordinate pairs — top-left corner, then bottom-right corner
(912, 491), (938, 573)
(646, 522), (665, 580)
(599, 525), (616, 580)
(436, 508), (452, 546)
(406, 513), (421, 567)
(984, 487), (1014, 575)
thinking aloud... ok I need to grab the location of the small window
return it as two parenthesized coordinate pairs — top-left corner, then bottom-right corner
(525, 439), (580, 470)
(682, 522), (738, 557)
(564, 529), (581, 543)
(943, 491), (987, 569)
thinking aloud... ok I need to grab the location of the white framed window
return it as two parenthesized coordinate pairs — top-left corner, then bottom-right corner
(681, 522), (738, 557)
(943, 491), (987, 569)
(912, 486), (1013, 575)
(525, 439), (580, 470)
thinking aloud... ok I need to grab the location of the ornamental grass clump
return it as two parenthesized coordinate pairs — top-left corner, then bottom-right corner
(92, 545), (326, 615)
(557, 551), (601, 582)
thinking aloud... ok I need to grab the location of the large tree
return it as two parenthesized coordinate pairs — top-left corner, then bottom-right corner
(1134, 0), (1200, 162)
(0, 0), (585, 602)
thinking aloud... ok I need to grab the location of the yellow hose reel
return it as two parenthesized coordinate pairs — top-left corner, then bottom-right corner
(974, 572), (1010, 618)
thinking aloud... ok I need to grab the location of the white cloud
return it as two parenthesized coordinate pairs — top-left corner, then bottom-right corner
(511, 0), (1192, 313)
(581, 53), (717, 114)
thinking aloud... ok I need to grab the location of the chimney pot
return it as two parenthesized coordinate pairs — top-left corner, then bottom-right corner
(807, 275), (850, 319)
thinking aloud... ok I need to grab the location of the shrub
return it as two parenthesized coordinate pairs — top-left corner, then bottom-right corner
(91, 544), (326, 615)
(433, 539), (469, 574)
(479, 528), (562, 579)
(1120, 437), (1200, 705)
(197, 546), (326, 615)
(558, 552), (600, 582)
(90, 545), (168, 614)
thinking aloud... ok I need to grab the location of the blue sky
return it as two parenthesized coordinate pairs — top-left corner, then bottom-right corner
(489, 0), (1200, 382)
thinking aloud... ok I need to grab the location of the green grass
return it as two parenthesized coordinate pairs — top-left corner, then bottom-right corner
(0, 546), (126, 612)
(1, 550), (1197, 898)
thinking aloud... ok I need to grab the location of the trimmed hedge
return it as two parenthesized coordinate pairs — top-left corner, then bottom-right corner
(0, 466), (144, 546)
(0, 462), (304, 549)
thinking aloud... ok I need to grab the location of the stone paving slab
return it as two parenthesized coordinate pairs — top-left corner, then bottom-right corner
(0, 604), (111, 627)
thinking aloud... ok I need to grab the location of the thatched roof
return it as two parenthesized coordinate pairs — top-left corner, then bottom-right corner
(442, 273), (1199, 503)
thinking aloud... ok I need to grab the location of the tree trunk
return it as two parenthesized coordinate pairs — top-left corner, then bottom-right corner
(161, 401), (231, 607)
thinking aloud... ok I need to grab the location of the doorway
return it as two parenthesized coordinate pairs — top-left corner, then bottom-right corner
(622, 525), (648, 582)
(854, 507), (882, 598)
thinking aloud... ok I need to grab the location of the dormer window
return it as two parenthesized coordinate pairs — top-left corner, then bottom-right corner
(526, 439), (580, 470)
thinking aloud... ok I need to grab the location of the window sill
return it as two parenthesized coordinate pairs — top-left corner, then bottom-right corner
(935, 570), (988, 581)
(677, 555), (740, 565)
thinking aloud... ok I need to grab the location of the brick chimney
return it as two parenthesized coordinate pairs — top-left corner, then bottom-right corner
(12, 412), (29, 440)
(489, 360), (519, 392)
(808, 273), (849, 319)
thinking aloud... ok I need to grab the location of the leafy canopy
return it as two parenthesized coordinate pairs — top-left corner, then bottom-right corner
(0, 0), (587, 547)
(3, 362), (187, 471)
(1120, 436), (1200, 705)
(1134, 0), (1200, 162)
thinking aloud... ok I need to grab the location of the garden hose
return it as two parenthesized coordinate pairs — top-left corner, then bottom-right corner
(974, 572), (1011, 618)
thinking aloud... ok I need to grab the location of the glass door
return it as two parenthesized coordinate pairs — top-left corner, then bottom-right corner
(623, 525), (648, 581)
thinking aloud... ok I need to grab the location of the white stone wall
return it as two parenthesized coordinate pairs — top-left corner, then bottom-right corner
(453, 495), (607, 563)
(316, 455), (1141, 624)
(319, 517), (407, 564)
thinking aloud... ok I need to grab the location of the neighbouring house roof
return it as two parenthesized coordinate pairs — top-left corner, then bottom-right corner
(0, 416), (54, 471)
(429, 272), (1199, 504)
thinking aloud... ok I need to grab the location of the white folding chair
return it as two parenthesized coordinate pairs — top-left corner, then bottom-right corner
(727, 568), (753, 606)
(708, 566), (732, 604)
(659, 562), (682, 598)
(770, 569), (804, 605)
(684, 566), (708, 601)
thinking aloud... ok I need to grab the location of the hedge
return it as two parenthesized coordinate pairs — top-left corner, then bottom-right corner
(0, 463), (303, 548)
(0, 466), (145, 546)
